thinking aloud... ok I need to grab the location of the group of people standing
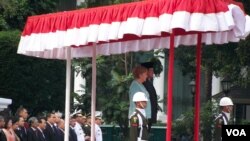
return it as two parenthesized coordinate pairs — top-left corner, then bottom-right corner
(0, 107), (103, 141)
(128, 62), (235, 141)
(128, 62), (160, 141)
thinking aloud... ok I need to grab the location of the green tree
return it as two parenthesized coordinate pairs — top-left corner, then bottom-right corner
(0, 0), (70, 115)
(78, 0), (134, 8)
(172, 101), (215, 140)
(73, 50), (163, 140)
(0, 31), (66, 115)
(0, 0), (59, 30)
(73, 53), (135, 139)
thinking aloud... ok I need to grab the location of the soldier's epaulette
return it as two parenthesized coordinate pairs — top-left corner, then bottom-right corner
(214, 113), (222, 121)
(129, 111), (138, 119)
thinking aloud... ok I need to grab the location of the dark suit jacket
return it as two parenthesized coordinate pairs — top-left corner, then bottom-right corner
(69, 127), (77, 141)
(37, 128), (46, 141)
(44, 122), (56, 141)
(27, 127), (39, 141)
(57, 128), (64, 141)
(143, 79), (158, 123)
(15, 127), (28, 141)
(53, 125), (60, 141)
(83, 124), (91, 136)
(0, 129), (7, 141)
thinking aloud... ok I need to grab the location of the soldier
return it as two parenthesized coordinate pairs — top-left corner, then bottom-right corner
(214, 97), (234, 141)
(129, 92), (149, 141)
(83, 114), (91, 141)
(73, 113), (86, 141)
(95, 115), (103, 141)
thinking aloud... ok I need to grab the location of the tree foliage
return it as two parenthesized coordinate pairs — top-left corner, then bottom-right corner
(72, 50), (163, 138)
(78, 0), (134, 8)
(0, 0), (58, 30)
(172, 101), (216, 141)
(0, 0), (66, 115)
(0, 31), (66, 115)
(72, 53), (135, 138)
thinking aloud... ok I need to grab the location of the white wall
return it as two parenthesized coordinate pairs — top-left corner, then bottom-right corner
(246, 105), (250, 121)
(153, 51), (167, 123)
(77, 0), (85, 6)
(212, 75), (222, 96)
(0, 98), (12, 111)
(74, 66), (86, 104)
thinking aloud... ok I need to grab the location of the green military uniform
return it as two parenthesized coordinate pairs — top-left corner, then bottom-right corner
(83, 123), (91, 137)
(130, 109), (149, 141)
(214, 112), (232, 141)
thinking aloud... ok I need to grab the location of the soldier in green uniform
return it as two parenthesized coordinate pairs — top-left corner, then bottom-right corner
(214, 97), (234, 141)
(129, 92), (149, 141)
(83, 114), (91, 141)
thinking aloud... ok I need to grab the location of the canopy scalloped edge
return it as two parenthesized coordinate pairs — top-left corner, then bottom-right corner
(17, 0), (250, 59)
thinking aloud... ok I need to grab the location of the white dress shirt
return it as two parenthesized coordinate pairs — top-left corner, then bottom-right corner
(95, 124), (102, 141)
(74, 122), (85, 141)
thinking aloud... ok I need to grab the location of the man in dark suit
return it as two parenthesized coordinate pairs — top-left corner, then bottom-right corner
(14, 116), (27, 141)
(0, 129), (7, 141)
(27, 117), (39, 141)
(69, 117), (77, 141)
(0, 116), (7, 141)
(83, 114), (91, 141)
(16, 107), (29, 141)
(141, 62), (159, 132)
(57, 119), (65, 141)
(44, 112), (57, 141)
(37, 117), (47, 141)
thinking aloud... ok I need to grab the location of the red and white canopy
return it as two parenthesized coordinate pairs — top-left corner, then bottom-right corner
(18, 0), (250, 59)
(17, 1), (250, 141)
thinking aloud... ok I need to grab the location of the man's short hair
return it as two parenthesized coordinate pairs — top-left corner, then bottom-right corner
(15, 106), (27, 116)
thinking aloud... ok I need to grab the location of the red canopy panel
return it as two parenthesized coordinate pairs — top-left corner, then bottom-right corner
(18, 0), (250, 59)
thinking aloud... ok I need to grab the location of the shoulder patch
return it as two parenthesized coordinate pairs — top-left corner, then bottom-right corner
(130, 116), (138, 127)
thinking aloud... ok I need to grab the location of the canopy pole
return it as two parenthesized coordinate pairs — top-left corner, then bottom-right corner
(90, 45), (97, 141)
(64, 46), (71, 141)
(166, 32), (175, 141)
(194, 33), (202, 141)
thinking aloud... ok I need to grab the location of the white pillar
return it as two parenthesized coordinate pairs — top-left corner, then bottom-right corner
(153, 50), (167, 123)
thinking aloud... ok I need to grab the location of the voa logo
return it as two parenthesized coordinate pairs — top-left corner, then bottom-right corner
(226, 129), (246, 136)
